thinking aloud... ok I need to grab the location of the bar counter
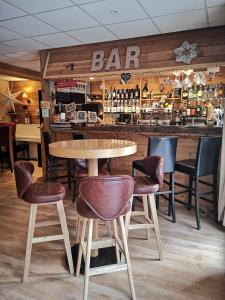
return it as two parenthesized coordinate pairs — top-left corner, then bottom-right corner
(50, 124), (222, 176)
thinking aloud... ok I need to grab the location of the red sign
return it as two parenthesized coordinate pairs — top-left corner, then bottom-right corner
(55, 79), (78, 88)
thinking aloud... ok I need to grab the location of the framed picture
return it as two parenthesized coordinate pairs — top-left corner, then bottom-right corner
(88, 111), (97, 123)
(77, 111), (87, 123)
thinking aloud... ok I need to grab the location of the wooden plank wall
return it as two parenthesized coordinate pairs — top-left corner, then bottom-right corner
(41, 26), (225, 79)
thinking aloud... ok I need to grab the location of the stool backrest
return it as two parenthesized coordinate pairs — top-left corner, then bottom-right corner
(147, 136), (178, 173)
(196, 136), (222, 177)
(142, 156), (164, 188)
(79, 175), (134, 220)
(14, 161), (34, 198)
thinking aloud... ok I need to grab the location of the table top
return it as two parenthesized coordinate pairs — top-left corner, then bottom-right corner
(49, 139), (137, 159)
(16, 124), (41, 143)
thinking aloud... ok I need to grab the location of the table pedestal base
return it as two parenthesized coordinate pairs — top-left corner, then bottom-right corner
(70, 244), (117, 274)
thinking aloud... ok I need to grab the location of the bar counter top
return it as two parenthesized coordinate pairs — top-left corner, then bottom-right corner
(50, 124), (222, 136)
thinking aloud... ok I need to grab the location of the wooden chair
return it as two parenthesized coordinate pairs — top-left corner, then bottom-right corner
(14, 161), (74, 282)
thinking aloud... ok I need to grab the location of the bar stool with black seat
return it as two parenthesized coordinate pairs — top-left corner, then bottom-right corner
(175, 136), (222, 230)
(14, 160), (74, 282)
(76, 175), (136, 300)
(126, 156), (164, 260)
(132, 136), (178, 223)
(43, 131), (74, 187)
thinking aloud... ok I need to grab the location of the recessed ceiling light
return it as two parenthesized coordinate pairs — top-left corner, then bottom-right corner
(90, 77), (94, 80)
(110, 9), (119, 14)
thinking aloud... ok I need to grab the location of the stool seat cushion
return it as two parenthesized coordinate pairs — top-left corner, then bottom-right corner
(23, 182), (65, 204)
(133, 176), (160, 194)
(175, 159), (195, 175)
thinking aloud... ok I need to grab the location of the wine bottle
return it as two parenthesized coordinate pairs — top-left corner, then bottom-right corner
(142, 81), (148, 99)
(135, 85), (140, 99)
(112, 87), (116, 100)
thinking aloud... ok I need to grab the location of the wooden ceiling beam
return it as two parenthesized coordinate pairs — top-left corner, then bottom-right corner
(0, 62), (41, 81)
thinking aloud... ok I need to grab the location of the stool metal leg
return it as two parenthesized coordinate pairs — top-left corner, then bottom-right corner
(170, 173), (176, 223)
(56, 200), (74, 275)
(23, 204), (37, 282)
(188, 175), (193, 210)
(213, 174), (218, 222)
(83, 219), (93, 300)
(119, 216), (136, 300)
(148, 194), (163, 260)
(195, 179), (201, 230)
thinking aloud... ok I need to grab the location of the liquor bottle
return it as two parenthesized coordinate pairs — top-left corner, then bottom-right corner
(135, 85), (140, 99)
(117, 100), (120, 113)
(130, 88), (134, 99)
(188, 87), (193, 99)
(197, 85), (203, 99)
(116, 89), (120, 100)
(186, 104), (191, 117)
(124, 100), (128, 113)
(132, 99), (136, 113)
(192, 85), (197, 99)
(142, 81), (148, 99)
(128, 99), (132, 113)
(104, 101), (107, 113)
(202, 104), (208, 118)
(112, 87), (116, 100)
(196, 101), (202, 117)
(218, 82), (224, 97)
(105, 89), (108, 100)
(136, 100), (140, 113)
(191, 105), (196, 117)
(183, 88), (188, 100)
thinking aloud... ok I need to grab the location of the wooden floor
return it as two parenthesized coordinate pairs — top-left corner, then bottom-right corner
(0, 162), (224, 300)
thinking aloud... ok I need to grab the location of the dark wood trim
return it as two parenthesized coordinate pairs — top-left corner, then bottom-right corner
(0, 62), (41, 81)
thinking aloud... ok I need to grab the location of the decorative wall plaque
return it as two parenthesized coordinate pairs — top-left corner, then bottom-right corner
(174, 41), (198, 64)
(120, 73), (131, 84)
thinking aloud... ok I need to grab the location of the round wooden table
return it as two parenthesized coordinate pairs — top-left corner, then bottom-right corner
(49, 139), (137, 176)
(49, 138), (137, 271)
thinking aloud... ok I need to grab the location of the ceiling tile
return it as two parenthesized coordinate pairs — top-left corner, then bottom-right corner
(36, 6), (99, 31)
(68, 26), (117, 43)
(3, 38), (50, 51)
(0, 26), (23, 41)
(206, 0), (225, 7)
(139, 0), (205, 17)
(0, 15), (58, 36)
(0, 43), (18, 54)
(81, 0), (147, 25)
(106, 19), (159, 39)
(153, 10), (207, 33)
(6, 0), (74, 14)
(208, 6), (225, 26)
(0, 0), (27, 21)
(6, 51), (39, 61)
(33, 33), (81, 47)
(71, 0), (103, 4)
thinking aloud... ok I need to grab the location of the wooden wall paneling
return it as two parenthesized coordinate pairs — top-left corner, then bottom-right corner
(41, 26), (225, 79)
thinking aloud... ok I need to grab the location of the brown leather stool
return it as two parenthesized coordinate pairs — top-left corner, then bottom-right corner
(76, 175), (136, 300)
(14, 161), (74, 282)
(126, 156), (164, 260)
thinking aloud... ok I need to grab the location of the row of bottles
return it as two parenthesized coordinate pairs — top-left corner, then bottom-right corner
(104, 99), (141, 113)
(105, 86), (140, 100)
(183, 83), (224, 100)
